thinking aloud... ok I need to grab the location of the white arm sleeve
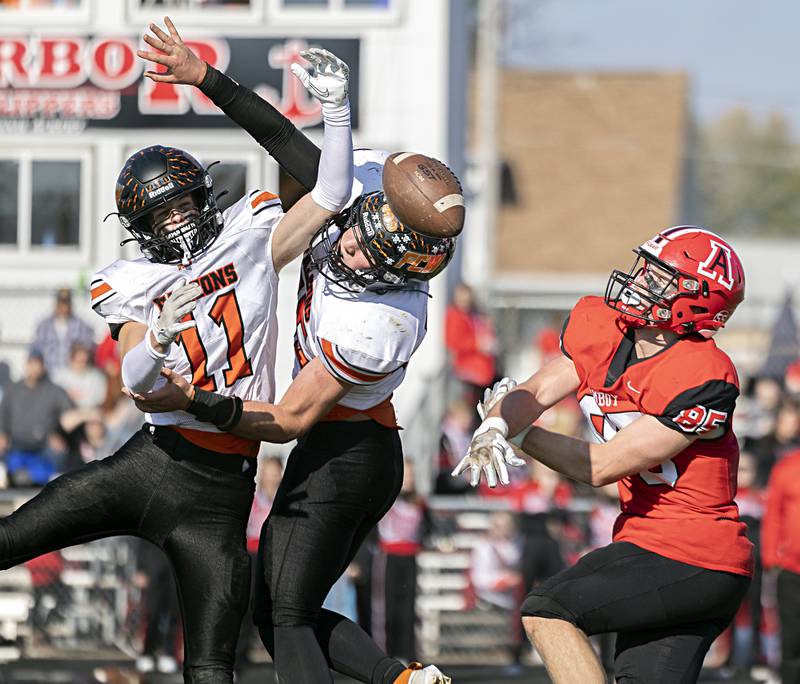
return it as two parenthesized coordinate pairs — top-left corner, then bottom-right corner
(310, 101), (354, 212)
(121, 334), (168, 393)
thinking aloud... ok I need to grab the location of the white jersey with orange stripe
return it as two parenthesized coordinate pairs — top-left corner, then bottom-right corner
(292, 147), (429, 410)
(294, 262), (429, 410)
(90, 189), (283, 432)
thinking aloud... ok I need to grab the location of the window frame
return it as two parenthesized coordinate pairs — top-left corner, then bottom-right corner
(126, 0), (264, 28)
(0, 0), (92, 27)
(266, 0), (402, 27)
(0, 147), (92, 266)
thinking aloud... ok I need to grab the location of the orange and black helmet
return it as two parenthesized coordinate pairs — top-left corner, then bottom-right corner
(114, 145), (222, 264)
(310, 191), (456, 292)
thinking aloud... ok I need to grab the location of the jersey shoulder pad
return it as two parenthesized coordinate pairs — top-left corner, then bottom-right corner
(221, 188), (283, 236)
(315, 295), (424, 384)
(561, 296), (616, 361)
(90, 259), (152, 325)
(661, 338), (739, 395)
(651, 340), (740, 434)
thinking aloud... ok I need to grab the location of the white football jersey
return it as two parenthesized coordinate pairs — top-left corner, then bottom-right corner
(293, 149), (429, 411)
(91, 189), (283, 432)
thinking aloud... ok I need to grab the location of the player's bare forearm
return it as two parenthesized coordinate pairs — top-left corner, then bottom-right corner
(272, 194), (335, 271)
(233, 358), (351, 443)
(488, 355), (580, 437)
(516, 426), (598, 484)
(231, 401), (302, 443)
(519, 415), (695, 487)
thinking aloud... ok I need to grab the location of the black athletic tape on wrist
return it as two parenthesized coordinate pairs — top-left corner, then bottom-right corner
(187, 387), (243, 432)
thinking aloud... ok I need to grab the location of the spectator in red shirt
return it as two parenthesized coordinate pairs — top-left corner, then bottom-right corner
(445, 283), (498, 403)
(761, 447), (800, 684)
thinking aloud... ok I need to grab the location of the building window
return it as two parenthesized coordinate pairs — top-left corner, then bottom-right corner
(31, 161), (81, 247)
(0, 0), (91, 25)
(134, 0), (252, 7)
(0, 160), (18, 245)
(269, 0), (399, 25)
(127, 0), (261, 26)
(283, 0), (391, 6)
(0, 154), (86, 255)
(0, 0), (83, 7)
(207, 161), (247, 214)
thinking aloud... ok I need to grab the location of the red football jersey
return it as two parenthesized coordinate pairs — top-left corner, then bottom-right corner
(561, 296), (753, 576)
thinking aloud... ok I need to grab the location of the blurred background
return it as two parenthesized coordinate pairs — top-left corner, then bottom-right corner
(0, 0), (796, 682)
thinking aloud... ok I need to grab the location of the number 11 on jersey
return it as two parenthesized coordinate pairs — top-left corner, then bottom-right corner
(178, 289), (253, 391)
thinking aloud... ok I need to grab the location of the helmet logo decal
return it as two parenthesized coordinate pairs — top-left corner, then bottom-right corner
(380, 203), (401, 232)
(697, 240), (734, 291)
(393, 250), (446, 274)
(714, 310), (730, 324)
(147, 182), (175, 199)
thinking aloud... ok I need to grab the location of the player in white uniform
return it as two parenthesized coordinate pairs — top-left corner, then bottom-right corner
(133, 20), (456, 682)
(0, 41), (353, 684)
(133, 153), (457, 684)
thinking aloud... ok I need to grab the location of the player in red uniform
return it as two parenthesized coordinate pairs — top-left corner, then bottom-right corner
(454, 226), (753, 683)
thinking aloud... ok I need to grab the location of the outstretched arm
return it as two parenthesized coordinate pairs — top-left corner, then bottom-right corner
(138, 16), (320, 190)
(453, 355), (581, 487)
(270, 48), (353, 272)
(127, 358), (351, 444)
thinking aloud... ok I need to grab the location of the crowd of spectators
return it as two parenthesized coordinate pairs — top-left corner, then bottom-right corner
(0, 288), (140, 489)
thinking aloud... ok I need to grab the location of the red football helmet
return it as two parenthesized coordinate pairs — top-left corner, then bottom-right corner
(605, 226), (745, 338)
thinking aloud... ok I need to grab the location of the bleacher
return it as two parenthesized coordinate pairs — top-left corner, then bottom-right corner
(417, 497), (520, 665)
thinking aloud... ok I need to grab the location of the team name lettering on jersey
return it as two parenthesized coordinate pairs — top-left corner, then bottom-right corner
(592, 390), (618, 408)
(153, 263), (239, 308)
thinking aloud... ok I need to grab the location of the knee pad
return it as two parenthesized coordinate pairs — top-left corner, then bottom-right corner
(521, 592), (578, 625)
(185, 665), (233, 684)
(270, 601), (318, 628)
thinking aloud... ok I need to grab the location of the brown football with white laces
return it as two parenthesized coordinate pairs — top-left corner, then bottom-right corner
(382, 152), (465, 238)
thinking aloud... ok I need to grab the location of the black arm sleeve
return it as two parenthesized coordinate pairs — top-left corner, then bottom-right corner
(198, 64), (321, 191)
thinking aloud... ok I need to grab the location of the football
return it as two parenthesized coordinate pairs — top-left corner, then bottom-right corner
(382, 152), (465, 237)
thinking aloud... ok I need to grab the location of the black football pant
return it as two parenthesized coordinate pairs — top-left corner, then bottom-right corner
(522, 541), (750, 683)
(253, 420), (409, 684)
(0, 425), (256, 684)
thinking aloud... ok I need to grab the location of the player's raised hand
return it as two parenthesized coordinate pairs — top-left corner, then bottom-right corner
(452, 420), (527, 488)
(477, 377), (518, 420)
(138, 16), (207, 86)
(152, 279), (202, 347)
(291, 48), (349, 107)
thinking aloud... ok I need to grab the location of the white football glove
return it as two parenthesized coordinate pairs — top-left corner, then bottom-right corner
(451, 418), (527, 488)
(290, 48), (349, 107)
(151, 279), (203, 347)
(477, 377), (518, 420)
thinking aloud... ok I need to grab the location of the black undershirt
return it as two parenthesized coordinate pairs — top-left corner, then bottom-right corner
(198, 64), (321, 191)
